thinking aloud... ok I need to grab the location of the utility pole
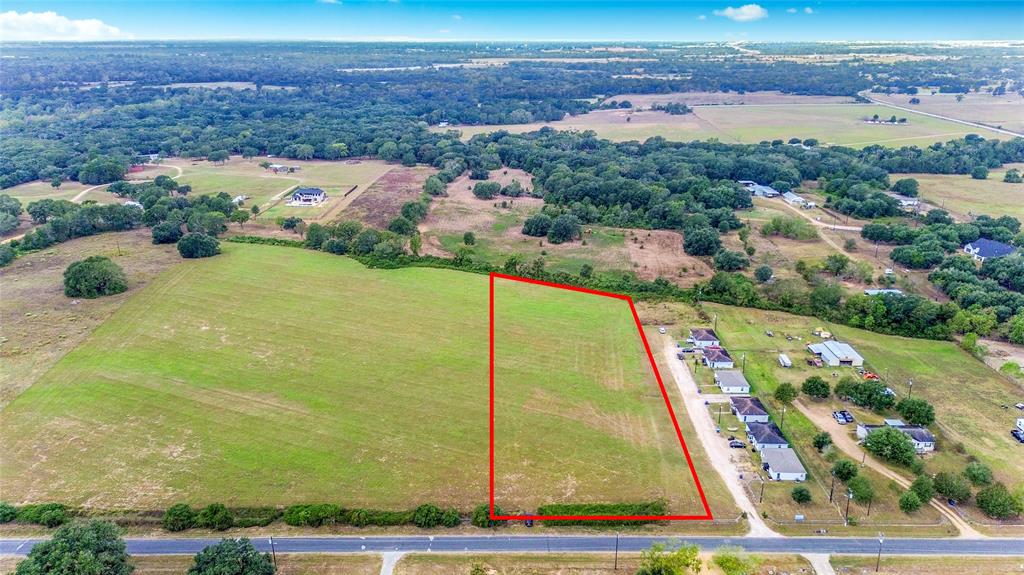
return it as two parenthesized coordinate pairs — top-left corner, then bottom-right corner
(759, 477), (766, 503)
(829, 472), (836, 503)
(907, 379), (914, 399)
(614, 532), (619, 570)
(718, 404), (723, 425)
(845, 489), (853, 524)
(269, 537), (277, 570)
(875, 533), (885, 572)
(742, 353), (747, 373)
(780, 406), (787, 431)
(714, 314), (718, 331)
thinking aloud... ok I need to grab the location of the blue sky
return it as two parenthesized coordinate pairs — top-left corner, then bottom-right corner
(1, 1), (1022, 41)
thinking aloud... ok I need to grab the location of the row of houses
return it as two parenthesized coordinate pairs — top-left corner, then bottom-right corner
(729, 396), (807, 481)
(688, 328), (738, 370)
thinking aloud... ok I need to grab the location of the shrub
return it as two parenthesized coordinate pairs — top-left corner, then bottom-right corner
(0, 243), (14, 268)
(773, 382), (797, 404)
(547, 214), (581, 244)
(177, 233), (220, 258)
(754, 265), (773, 283)
(322, 238), (349, 254)
(963, 462), (993, 486)
(896, 398), (935, 426)
(791, 486), (812, 504)
(471, 504), (505, 528)
(163, 503), (197, 532)
(412, 504), (444, 528)
(17, 503), (69, 527)
(812, 432), (832, 452)
(899, 490), (922, 513)
(848, 476), (875, 505)
(196, 503), (233, 531)
(971, 166), (989, 180)
(0, 502), (16, 523)
(910, 475), (934, 502)
(760, 216), (818, 240)
(188, 537), (273, 575)
(683, 226), (721, 256)
(712, 546), (758, 575)
(714, 250), (749, 271)
(387, 216), (415, 235)
(934, 472), (972, 503)
(832, 459), (858, 482)
(63, 256), (128, 299)
(463, 231), (476, 245)
(152, 221), (183, 244)
(802, 375), (830, 399)
(975, 483), (1022, 519)
(537, 502), (665, 526)
(472, 181), (500, 199)
(283, 504), (342, 527)
(440, 508), (461, 528)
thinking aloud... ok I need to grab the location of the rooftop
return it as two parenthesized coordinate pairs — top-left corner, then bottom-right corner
(965, 238), (1016, 259)
(761, 447), (806, 474)
(747, 421), (788, 445)
(730, 396), (767, 417)
(689, 327), (719, 342)
(715, 370), (749, 388)
(703, 347), (734, 363)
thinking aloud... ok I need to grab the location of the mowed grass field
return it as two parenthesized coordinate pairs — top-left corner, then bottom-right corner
(442, 104), (1005, 148)
(1, 243), (705, 513)
(910, 163), (1024, 220)
(491, 278), (705, 514)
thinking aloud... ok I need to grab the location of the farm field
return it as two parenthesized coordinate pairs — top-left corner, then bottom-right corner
(869, 90), (1024, 133)
(491, 277), (705, 514)
(603, 90), (857, 108)
(909, 163), (1024, 220)
(345, 165), (436, 227)
(440, 104), (1006, 147)
(1, 243), (710, 514)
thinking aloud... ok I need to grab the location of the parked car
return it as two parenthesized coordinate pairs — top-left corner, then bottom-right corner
(729, 440), (746, 449)
(658, 327), (667, 334)
(832, 410), (854, 424)
(765, 330), (774, 337)
(1012, 429), (1024, 444)
(680, 347), (695, 353)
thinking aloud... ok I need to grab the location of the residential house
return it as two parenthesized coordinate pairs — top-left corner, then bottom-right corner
(730, 396), (769, 423)
(289, 187), (327, 206)
(963, 238), (1016, 263)
(856, 419), (935, 453)
(746, 421), (789, 451)
(782, 191), (809, 207)
(124, 200), (144, 209)
(738, 180), (780, 198)
(807, 341), (864, 367)
(714, 370), (750, 394)
(687, 328), (720, 348)
(883, 191), (921, 209)
(864, 288), (904, 296)
(761, 447), (807, 481)
(702, 347), (735, 369)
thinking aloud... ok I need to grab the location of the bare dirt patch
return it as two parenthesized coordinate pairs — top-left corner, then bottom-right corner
(625, 229), (712, 287)
(0, 230), (181, 408)
(345, 165), (437, 227)
(421, 168), (541, 235)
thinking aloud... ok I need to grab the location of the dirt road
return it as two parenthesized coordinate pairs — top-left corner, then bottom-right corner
(796, 400), (982, 539)
(660, 337), (779, 537)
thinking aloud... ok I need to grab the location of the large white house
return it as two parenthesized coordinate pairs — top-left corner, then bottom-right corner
(289, 187), (327, 206)
(761, 447), (807, 481)
(714, 370), (750, 394)
(687, 328), (720, 348)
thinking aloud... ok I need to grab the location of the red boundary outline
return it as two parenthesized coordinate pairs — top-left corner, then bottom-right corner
(489, 272), (714, 521)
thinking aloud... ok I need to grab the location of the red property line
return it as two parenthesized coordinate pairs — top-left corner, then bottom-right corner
(488, 272), (713, 521)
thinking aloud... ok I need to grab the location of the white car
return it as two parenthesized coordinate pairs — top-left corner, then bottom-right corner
(658, 327), (667, 334)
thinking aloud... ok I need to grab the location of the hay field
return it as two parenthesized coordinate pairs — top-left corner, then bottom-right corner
(1, 243), (708, 514)
(870, 91), (1024, 133)
(909, 163), (1024, 220)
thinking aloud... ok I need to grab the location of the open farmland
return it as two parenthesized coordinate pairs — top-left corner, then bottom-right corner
(491, 277), (706, 514)
(1, 243), (711, 515)
(909, 163), (1024, 220)
(441, 103), (1006, 147)
(869, 90), (1024, 133)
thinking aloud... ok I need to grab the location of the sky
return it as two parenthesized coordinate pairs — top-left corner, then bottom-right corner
(0, 1), (1022, 42)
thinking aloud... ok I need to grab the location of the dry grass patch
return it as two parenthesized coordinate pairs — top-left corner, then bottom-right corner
(345, 165), (437, 227)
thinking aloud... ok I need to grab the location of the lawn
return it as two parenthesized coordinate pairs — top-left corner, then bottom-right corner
(909, 163), (1024, 220)
(439, 104), (1006, 148)
(2, 180), (98, 205)
(831, 555), (1024, 575)
(1, 243), (706, 514)
(394, 552), (811, 575)
(492, 277), (706, 514)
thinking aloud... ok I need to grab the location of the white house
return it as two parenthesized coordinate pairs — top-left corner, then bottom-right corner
(782, 191), (810, 207)
(714, 370), (750, 394)
(688, 328), (720, 348)
(761, 447), (807, 481)
(746, 421), (789, 451)
(864, 288), (904, 296)
(807, 341), (864, 367)
(702, 347), (735, 369)
(289, 187), (327, 206)
(856, 420), (935, 454)
(730, 396), (769, 423)
(884, 191), (921, 209)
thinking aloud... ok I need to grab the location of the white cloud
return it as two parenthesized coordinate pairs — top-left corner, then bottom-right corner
(713, 4), (769, 22)
(452, 14), (462, 20)
(804, 7), (814, 14)
(786, 8), (797, 13)
(0, 11), (131, 41)
(697, 14), (707, 20)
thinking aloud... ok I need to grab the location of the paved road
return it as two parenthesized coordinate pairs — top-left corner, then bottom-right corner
(2, 535), (1022, 556)
(660, 337), (778, 537)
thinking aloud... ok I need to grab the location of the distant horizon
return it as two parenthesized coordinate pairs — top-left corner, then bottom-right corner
(2, 38), (1022, 44)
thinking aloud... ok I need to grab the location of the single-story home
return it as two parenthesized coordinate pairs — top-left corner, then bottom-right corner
(778, 353), (792, 368)
(883, 191), (921, 209)
(864, 288), (904, 296)
(702, 347), (735, 369)
(963, 238), (1016, 263)
(290, 187), (327, 206)
(782, 191), (814, 208)
(807, 341), (864, 367)
(761, 447), (807, 481)
(688, 328), (720, 348)
(856, 419), (935, 453)
(714, 370), (750, 394)
(124, 200), (144, 209)
(231, 195), (248, 205)
(730, 396), (769, 423)
(739, 180), (781, 198)
(746, 421), (789, 451)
